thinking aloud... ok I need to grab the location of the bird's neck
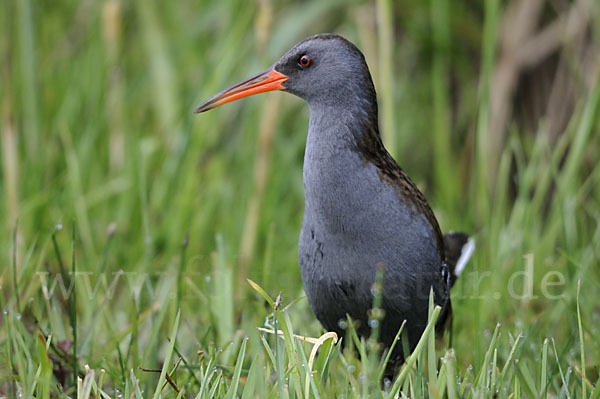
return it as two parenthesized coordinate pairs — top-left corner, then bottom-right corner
(302, 102), (385, 233)
(306, 100), (381, 149)
(304, 70), (381, 152)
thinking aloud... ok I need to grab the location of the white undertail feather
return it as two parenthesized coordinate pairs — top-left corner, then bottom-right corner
(454, 237), (475, 276)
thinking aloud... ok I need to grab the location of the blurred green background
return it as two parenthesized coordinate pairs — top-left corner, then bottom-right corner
(1, 0), (599, 396)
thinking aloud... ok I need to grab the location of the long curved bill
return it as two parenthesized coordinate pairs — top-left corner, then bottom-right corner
(195, 67), (288, 113)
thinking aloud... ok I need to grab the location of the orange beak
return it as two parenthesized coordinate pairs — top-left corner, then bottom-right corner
(194, 67), (288, 113)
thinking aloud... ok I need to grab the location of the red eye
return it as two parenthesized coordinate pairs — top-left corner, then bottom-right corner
(299, 55), (311, 67)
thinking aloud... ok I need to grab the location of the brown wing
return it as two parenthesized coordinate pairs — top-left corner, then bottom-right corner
(355, 127), (445, 257)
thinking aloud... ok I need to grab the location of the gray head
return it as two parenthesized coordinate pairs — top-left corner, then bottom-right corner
(195, 34), (377, 114)
(274, 34), (377, 108)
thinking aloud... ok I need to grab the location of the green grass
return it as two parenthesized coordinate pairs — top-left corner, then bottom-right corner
(1, 0), (600, 397)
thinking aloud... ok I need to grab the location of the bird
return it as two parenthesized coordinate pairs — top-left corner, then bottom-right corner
(195, 33), (474, 372)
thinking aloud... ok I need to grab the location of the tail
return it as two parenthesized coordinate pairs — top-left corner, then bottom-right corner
(443, 232), (475, 287)
(436, 232), (475, 340)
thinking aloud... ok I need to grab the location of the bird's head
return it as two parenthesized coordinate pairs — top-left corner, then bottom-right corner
(195, 33), (376, 113)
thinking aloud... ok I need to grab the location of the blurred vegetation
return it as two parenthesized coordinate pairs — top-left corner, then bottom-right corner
(1, 0), (599, 397)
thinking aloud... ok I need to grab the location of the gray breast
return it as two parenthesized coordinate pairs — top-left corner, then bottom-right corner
(298, 144), (443, 342)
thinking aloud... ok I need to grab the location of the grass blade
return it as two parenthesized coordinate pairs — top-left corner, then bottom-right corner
(152, 309), (180, 399)
(540, 338), (549, 397)
(390, 306), (441, 396)
(576, 280), (586, 397)
(226, 337), (247, 399)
